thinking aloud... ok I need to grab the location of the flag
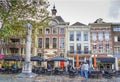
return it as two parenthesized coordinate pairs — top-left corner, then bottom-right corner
(93, 54), (97, 68)
(76, 54), (79, 68)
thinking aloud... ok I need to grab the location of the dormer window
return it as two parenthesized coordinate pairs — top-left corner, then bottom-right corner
(94, 18), (105, 23)
(48, 20), (58, 27)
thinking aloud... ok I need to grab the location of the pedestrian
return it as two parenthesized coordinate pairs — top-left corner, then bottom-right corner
(47, 63), (51, 70)
(83, 62), (89, 79)
(67, 64), (71, 72)
(80, 62), (84, 77)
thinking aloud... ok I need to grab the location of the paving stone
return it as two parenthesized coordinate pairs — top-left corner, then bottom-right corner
(1, 74), (120, 82)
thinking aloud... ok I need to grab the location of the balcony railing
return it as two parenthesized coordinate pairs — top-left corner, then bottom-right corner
(67, 51), (91, 54)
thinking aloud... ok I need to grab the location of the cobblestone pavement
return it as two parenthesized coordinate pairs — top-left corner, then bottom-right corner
(34, 75), (120, 82)
(1, 74), (120, 82)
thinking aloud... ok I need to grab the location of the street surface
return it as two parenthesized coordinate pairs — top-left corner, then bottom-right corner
(0, 74), (120, 82)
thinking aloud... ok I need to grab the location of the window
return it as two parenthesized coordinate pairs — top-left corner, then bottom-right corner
(49, 20), (57, 26)
(53, 38), (57, 48)
(118, 37), (120, 42)
(98, 32), (103, 40)
(60, 28), (64, 34)
(114, 36), (120, 42)
(92, 45), (97, 53)
(114, 36), (117, 42)
(76, 32), (81, 41)
(106, 44), (110, 53)
(21, 48), (25, 54)
(69, 31), (74, 41)
(10, 48), (18, 54)
(99, 44), (103, 53)
(77, 43), (81, 53)
(1, 48), (4, 54)
(60, 38), (64, 49)
(114, 47), (120, 54)
(106, 44), (109, 49)
(92, 32), (97, 41)
(84, 32), (88, 41)
(53, 28), (57, 34)
(45, 38), (49, 48)
(38, 38), (42, 48)
(45, 29), (50, 34)
(84, 44), (89, 53)
(93, 45), (97, 50)
(70, 43), (74, 53)
(104, 32), (109, 40)
(113, 26), (120, 31)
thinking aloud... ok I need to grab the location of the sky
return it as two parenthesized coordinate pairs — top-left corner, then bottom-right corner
(48, 0), (120, 25)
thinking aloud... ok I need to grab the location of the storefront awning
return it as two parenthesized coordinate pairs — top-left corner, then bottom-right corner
(96, 57), (115, 63)
(31, 56), (44, 61)
(46, 56), (68, 61)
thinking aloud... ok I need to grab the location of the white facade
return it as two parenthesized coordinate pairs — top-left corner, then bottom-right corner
(67, 23), (90, 54)
(66, 22), (91, 67)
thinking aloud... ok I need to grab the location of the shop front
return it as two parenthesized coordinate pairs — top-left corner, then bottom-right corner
(93, 57), (115, 70)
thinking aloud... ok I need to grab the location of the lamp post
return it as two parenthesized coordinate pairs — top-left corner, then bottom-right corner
(16, 22), (36, 78)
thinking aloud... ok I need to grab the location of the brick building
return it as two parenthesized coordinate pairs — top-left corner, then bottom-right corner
(89, 18), (115, 70)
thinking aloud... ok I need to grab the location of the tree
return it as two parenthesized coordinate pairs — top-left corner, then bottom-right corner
(0, 0), (49, 77)
(0, 0), (49, 37)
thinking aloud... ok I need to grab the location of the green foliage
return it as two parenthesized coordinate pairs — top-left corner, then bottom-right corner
(0, 0), (49, 39)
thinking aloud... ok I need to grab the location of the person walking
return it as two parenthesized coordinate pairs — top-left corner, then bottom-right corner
(47, 63), (51, 70)
(83, 62), (89, 79)
(80, 62), (84, 77)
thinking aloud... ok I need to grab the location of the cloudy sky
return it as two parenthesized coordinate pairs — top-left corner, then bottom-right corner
(48, 0), (120, 25)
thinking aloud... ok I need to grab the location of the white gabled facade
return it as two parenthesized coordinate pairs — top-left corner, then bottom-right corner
(66, 22), (91, 67)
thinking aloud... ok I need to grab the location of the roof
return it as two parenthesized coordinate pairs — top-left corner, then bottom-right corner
(94, 18), (106, 23)
(71, 22), (86, 26)
(55, 16), (65, 22)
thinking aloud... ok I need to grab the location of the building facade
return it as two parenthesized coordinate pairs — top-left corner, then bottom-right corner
(67, 22), (91, 67)
(0, 7), (120, 70)
(112, 23), (120, 69)
(89, 18), (114, 70)
(37, 6), (69, 67)
(0, 37), (26, 56)
(112, 23), (120, 56)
